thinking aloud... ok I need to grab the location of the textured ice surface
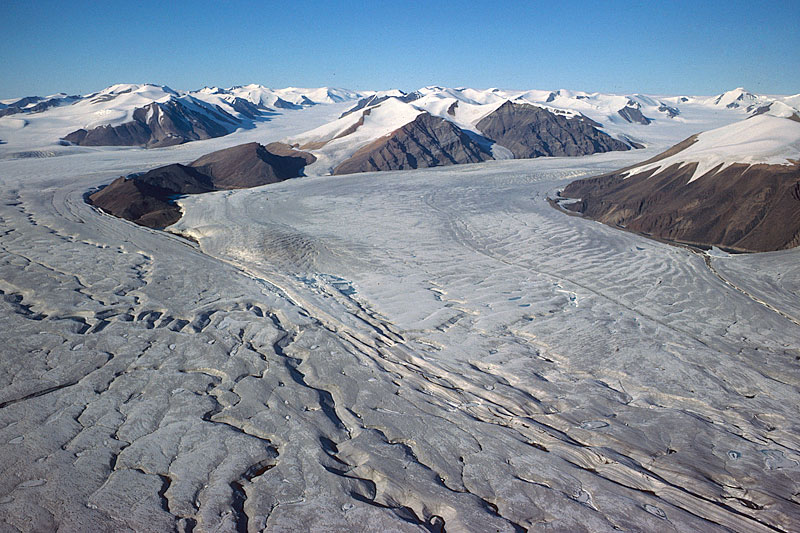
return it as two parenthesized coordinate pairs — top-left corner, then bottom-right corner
(0, 111), (799, 532)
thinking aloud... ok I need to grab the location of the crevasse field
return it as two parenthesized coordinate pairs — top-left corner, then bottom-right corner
(1, 102), (798, 532)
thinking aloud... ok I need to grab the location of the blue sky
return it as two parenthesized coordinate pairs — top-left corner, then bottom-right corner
(1, 0), (798, 99)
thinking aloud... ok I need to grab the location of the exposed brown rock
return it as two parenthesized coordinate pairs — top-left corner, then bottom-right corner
(190, 142), (315, 189)
(332, 112), (492, 175)
(130, 163), (216, 194)
(263, 142), (317, 165)
(332, 108), (372, 141)
(89, 143), (315, 228)
(88, 177), (184, 229)
(618, 103), (652, 124)
(298, 140), (329, 150)
(476, 101), (632, 158)
(561, 158), (800, 252)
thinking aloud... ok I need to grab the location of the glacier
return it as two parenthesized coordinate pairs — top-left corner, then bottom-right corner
(0, 95), (798, 532)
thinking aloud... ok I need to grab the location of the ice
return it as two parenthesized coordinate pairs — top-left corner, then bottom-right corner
(0, 94), (798, 532)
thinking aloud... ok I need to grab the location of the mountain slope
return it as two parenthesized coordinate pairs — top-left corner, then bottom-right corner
(333, 112), (492, 175)
(191, 142), (316, 188)
(3, 83), (799, 157)
(0, 93), (80, 117)
(292, 92), (653, 175)
(63, 98), (240, 147)
(89, 142), (315, 227)
(476, 101), (632, 158)
(560, 115), (800, 252)
(0, 83), (365, 149)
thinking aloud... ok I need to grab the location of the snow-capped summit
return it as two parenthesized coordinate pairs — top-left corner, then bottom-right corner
(710, 87), (761, 109)
(272, 87), (363, 105)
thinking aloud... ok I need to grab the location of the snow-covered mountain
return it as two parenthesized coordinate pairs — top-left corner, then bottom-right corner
(620, 113), (800, 182)
(560, 114), (800, 252)
(288, 85), (800, 175)
(0, 92), (81, 117)
(0, 83), (367, 149)
(1, 82), (798, 159)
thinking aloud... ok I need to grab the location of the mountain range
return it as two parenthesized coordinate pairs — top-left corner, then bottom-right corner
(0, 83), (363, 148)
(2, 84), (798, 158)
(3, 82), (799, 251)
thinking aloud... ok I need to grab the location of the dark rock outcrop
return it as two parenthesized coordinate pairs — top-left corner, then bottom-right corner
(0, 94), (80, 117)
(658, 104), (680, 118)
(752, 103), (800, 122)
(132, 163), (216, 194)
(272, 97), (302, 110)
(618, 103), (652, 125)
(89, 143), (315, 228)
(64, 98), (252, 148)
(329, 109), (372, 143)
(560, 139), (800, 252)
(87, 176), (187, 228)
(476, 101), (632, 158)
(340, 95), (391, 118)
(333, 112), (492, 175)
(191, 142), (315, 189)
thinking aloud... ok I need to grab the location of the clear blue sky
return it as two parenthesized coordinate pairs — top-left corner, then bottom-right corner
(1, 0), (798, 99)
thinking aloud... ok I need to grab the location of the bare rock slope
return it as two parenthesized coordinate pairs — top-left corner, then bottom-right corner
(476, 101), (632, 158)
(191, 142), (316, 188)
(561, 116), (800, 252)
(333, 112), (492, 175)
(64, 99), (245, 148)
(89, 142), (315, 227)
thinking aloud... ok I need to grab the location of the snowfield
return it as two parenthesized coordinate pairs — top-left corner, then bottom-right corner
(623, 114), (800, 182)
(0, 94), (799, 532)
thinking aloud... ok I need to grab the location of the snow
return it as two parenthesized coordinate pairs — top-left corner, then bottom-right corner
(0, 92), (799, 531)
(623, 114), (800, 182)
(1, 82), (797, 165)
(289, 97), (425, 174)
(708, 87), (761, 108)
(763, 100), (800, 118)
(272, 86), (364, 105)
(780, 93), (800, 109)
(282, 85), (787, 173)
(0, 117), (28, 130)
(0, 83), (365, 153)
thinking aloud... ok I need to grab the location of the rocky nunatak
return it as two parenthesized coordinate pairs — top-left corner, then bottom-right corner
(88, 142), (315, 228)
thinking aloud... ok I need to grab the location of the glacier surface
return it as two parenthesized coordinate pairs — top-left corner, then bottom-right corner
(0, 101), (798, 532)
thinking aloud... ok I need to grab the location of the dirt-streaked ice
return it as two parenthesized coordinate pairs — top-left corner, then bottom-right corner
(0, 102), (798, 532)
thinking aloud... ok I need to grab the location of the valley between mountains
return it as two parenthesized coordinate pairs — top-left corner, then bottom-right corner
(0, 85), (799, 532)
